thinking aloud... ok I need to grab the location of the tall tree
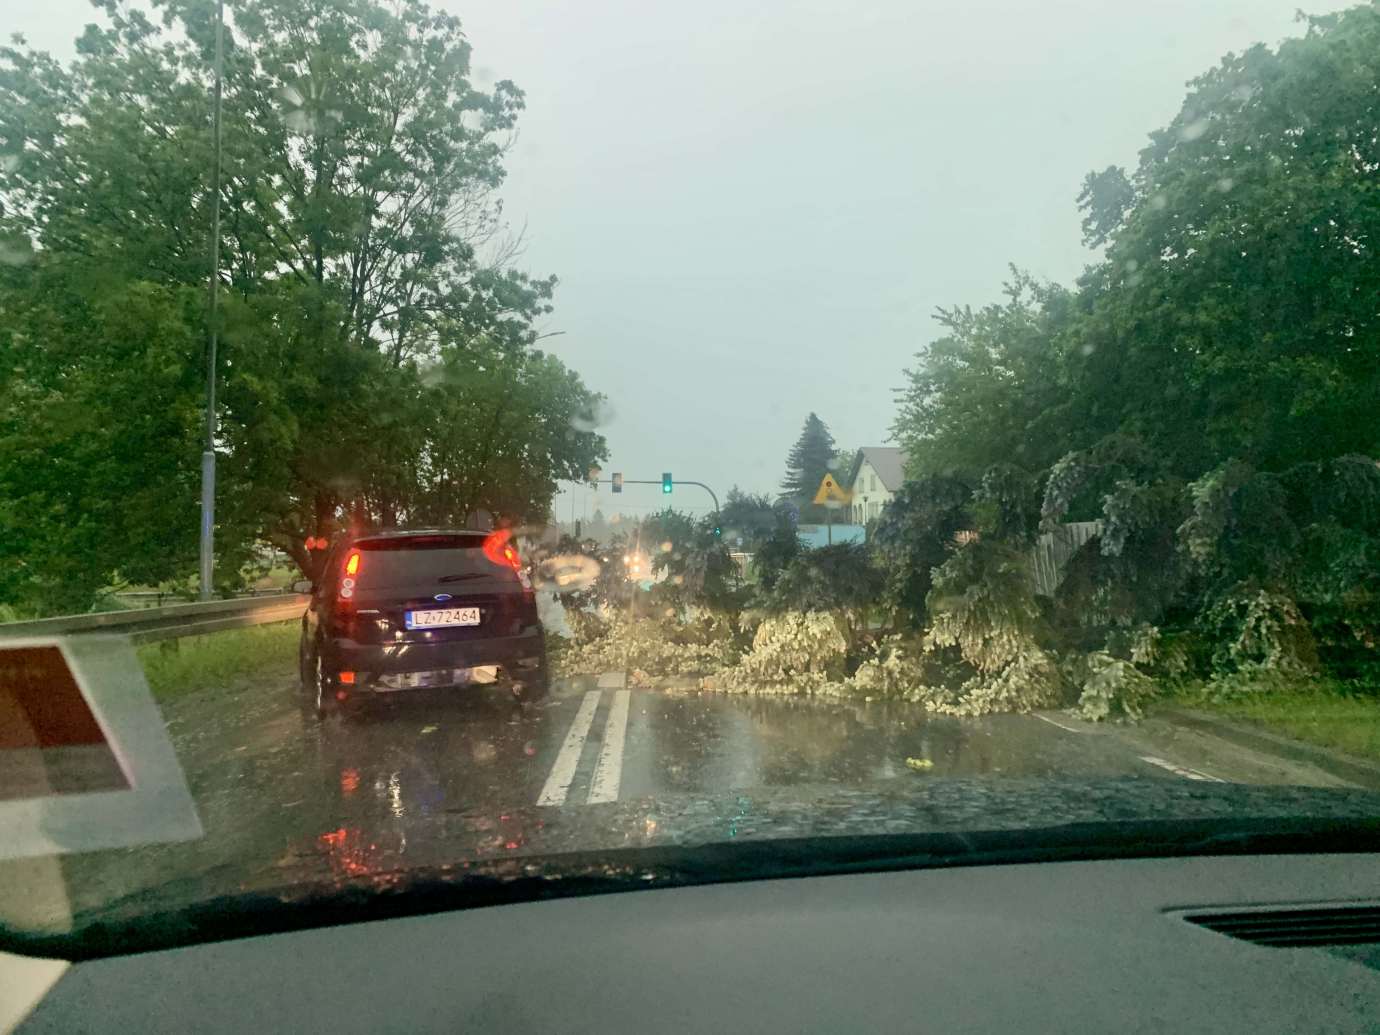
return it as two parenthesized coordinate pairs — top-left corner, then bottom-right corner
(779, 412), (836, 508)
(889, 4), (1380, 695)
(0, 0), (606, 610)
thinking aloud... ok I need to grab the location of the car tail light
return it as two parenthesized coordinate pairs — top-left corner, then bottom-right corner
(483, 530), (523, 573)
(339, 671), (356, 685)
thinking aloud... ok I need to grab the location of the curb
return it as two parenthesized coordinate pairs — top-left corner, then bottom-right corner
(1161, 707), (1380, 791)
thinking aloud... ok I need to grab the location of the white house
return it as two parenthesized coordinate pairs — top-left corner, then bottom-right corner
(847, 447), (907, 525)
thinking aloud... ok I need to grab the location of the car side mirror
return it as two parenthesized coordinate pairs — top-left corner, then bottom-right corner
(291, 579), (314, 595)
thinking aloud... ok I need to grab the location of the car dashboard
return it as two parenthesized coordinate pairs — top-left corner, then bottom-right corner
(12, 851), (1380, 1032)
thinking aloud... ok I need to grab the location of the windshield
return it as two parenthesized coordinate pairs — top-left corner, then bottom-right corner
(2, 0), (1379, 957)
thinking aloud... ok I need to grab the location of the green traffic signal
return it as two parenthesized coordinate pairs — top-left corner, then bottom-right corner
(662, 472), (673, 494)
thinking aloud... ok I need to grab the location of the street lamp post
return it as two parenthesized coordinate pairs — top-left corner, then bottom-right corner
(199, 0), (225, 601)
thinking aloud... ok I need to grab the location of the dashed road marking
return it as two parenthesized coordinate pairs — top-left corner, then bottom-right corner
(587, 689), (631, 804)
(1034, 713), (1084, 734)
(536, 691), (602, 806)
(1140, 755), (1224, 782)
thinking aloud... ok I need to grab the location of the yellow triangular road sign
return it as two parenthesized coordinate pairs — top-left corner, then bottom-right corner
(812, 473), (852, 506)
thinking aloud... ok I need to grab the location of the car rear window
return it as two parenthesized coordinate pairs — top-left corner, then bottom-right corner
(348, 535), (514, 590)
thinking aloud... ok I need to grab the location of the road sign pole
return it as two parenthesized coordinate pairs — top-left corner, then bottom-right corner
(198, 0), (225, 602)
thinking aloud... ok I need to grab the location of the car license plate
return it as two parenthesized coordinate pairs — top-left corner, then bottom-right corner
(405, 607), (481, 630)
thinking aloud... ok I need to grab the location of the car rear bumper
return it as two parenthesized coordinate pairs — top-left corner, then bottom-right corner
(324, 628), (545, 690)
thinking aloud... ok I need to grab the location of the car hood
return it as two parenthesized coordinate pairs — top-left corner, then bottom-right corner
(12, 778), (1380, 959)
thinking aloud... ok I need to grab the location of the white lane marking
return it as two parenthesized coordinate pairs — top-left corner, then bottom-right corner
(1035, 713), (1084, 734)
(597, 671), (626, 689)
(1140, 755), (1224, 782)
(587, 689), (632, 804)
(536, 691), (602, 806)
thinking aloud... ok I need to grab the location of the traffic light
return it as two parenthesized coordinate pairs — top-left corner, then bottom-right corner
(713, 525), (722, 538)
(612, 472), (623, 493)
(662, 472), (673, 494)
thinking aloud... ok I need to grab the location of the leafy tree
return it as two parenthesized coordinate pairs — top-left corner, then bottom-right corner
(869, 476), (972, 624)
(891, 273), (1081, 480)
(888, 5), (1380, 697)
(767, 542), (882, 643)
(751, 519), (804, 594)
(719, 487), (780, 548)
(643, 508), (741, 612)
(0, 0), (606, 610)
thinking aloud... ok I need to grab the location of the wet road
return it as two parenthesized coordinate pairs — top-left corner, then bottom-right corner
(26, 658), (1367, 923)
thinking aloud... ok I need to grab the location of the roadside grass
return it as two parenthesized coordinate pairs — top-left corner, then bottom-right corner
(136, 623), (299, 702)
(1165, 675), (1380, 763)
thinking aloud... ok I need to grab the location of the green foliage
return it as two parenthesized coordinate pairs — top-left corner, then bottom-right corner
(556, 612), (736, 681)
(892, 272), (1080, 480)
(719, 487), (782, 549)
(135, 624), (298, 701)
(888, 7), (1380, 701)
(644, 509), (744, 613)
(1073, 652), (1158, 721)
(779, 412), (836, 521)
(0, 0), (607, 613)
(751, 519), (804, 594)
(924, 541), (1043, 675)
(718, 611), (851, 691)
(1202, 586), (1319, 676)
(767, 543), (881, 625)
(869, 475), (971, 623)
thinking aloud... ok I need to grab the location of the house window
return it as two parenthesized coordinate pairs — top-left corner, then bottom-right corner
(870, 475), (877, 491)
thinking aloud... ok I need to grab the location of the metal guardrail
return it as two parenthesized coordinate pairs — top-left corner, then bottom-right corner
(111, 587), (291, 608)
(0, 594), (309, 645)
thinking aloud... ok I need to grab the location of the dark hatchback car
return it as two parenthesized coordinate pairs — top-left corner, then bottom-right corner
(298, 529), (548, 715)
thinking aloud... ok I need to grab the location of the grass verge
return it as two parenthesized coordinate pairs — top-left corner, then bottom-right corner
(136, 623), (299, 701)
(1165, 675), (1380, 763)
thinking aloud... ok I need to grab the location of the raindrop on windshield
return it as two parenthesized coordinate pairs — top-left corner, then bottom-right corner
(1180, 117), (1210, 142)
(0, 237), (35, 266)
(536, 553), (600, 590)
(569, 398), (616, 433)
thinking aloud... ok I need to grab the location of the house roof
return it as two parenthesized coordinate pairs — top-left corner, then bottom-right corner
(850, 447), (908, 492)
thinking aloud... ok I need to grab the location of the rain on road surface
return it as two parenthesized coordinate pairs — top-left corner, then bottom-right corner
(48, 650), (1366, 919)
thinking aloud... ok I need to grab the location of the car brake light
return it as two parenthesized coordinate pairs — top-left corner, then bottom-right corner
(339, 671), (356, 685)
(345, 551), (361, 576)
(483, 530), (523, 572)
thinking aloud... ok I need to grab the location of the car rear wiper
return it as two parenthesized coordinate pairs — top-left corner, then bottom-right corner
(437, 573), (488, 584)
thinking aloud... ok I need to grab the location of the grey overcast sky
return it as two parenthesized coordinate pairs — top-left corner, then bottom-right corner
(9, 0), (1330, 520)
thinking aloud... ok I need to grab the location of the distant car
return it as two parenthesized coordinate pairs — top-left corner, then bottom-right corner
(298, 529), (547, 715)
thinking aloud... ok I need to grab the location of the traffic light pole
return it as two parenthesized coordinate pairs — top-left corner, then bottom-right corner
(591, 479), (720, 521)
